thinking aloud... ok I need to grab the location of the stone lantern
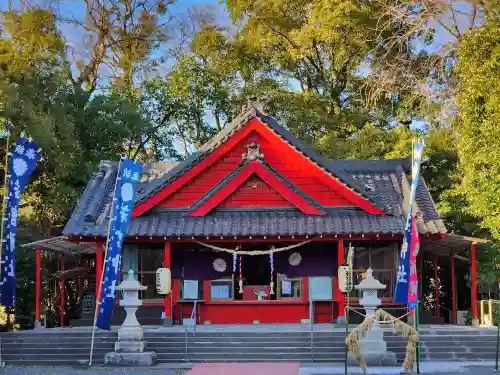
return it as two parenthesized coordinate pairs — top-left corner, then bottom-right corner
(105, 269), (156, 366)
(356, 268), (386, 319)
(348, 268), (397, 366)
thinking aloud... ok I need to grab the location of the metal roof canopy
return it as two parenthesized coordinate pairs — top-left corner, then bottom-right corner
(421, 234), (489, 257)
(21, 236), (96, 255)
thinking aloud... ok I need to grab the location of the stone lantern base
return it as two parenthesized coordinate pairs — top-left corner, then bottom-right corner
(347, 325), (397, 366)
(347, 351), (397, 366)
(105, 351), (156, 366)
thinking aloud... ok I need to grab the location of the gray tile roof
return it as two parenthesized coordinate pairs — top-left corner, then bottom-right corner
(65, 208), (416, 238)
(62, 108), (447, 238)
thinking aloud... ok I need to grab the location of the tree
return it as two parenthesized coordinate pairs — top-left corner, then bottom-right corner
(455, 19), (500, 239)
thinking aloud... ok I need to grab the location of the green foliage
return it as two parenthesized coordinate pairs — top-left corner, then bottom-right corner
(456, 20), (500, 239)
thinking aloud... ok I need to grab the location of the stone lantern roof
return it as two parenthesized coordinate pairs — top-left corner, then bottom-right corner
(355, 268), (386, 291)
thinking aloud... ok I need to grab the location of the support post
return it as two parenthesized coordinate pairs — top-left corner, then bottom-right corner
(96, 242), (103, 300)
(434, 256), (440, 318)
(337, 240), (345, 322)
(59, 255), (65, 328)
(471, 243), (479, 326)
(35, 248), (41, 329)
(450, 253), (457, 325)
(163, 241), (173, 326)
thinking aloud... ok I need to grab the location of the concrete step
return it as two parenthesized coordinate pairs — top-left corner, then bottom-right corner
(156, 352), (346, 361)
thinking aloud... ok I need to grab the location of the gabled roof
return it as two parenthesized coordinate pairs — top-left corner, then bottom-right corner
(62, 107), (447, 238)
(133, 107), (388, 214)
(189, 156), (324, 216)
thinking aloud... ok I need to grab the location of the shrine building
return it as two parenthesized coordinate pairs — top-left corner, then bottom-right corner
(24, 106), (485, 328)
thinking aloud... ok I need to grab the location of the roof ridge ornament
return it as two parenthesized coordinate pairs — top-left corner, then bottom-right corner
(242, 143), (264, 162)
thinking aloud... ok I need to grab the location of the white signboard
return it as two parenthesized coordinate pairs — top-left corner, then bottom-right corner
(308, 276), (333, 301)
(211, 284), (230, 299)
(281, 280), (292, 296)
(182, 280), (199, 300)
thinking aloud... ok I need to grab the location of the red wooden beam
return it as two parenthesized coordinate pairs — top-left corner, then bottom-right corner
(59, 255), (65, 328)
(471, 243), (478, 322)
(450, 253), (457, 325)
(132, 118), (383, 216)
(164, 242), (172, 325)
(190, 160), (323, 216)
(95, 243), (103, 301)
(337, 240), (345, 318)
(434, 255), (440, 318)
(35, 248), (41, 326)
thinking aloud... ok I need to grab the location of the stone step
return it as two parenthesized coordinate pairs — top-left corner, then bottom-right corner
(156, 352), (347, 361)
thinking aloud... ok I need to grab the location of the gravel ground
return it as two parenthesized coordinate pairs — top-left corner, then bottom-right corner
(0, 366), (189, 375)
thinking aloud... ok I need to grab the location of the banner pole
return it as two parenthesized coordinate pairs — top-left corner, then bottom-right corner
(0, 131), (10, 274)
(344, 292), (348, 375)
(495, 303), (499, 371)
(89, 158), (123, 366)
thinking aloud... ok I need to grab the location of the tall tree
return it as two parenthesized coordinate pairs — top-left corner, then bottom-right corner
(456, 17), (500, 239)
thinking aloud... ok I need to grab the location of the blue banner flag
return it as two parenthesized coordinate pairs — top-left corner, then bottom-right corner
(393, 141), (424, 304)
(96, 159), (142, 330)
(1, 138), (39, 307)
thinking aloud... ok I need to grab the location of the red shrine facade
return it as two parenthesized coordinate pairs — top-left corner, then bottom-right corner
(26, 107), (484, 327)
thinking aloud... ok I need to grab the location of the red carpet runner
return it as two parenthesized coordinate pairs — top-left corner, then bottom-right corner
(185, 362), (300, 375)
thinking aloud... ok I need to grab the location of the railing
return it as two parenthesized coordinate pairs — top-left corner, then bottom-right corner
(309, 297), (314, 361)
(480, 299), (500, 326)
(184, 300), (198, 361)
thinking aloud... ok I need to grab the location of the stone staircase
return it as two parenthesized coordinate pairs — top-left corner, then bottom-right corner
(0, 330), (117, 365)
(0, 326), (498, 365)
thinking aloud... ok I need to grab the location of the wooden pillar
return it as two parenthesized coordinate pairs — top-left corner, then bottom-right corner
(59, 255), (65, 328)
(337, 240), (345, 318)
(163, 242), (173, 326)
(172, 280), (180, 324)
(471, 243), (478, 324)
(450, 253), (457, 325)
(95, 243), (103, 300)
(35, 248), (41, 328)
(434, 255), (440, 318)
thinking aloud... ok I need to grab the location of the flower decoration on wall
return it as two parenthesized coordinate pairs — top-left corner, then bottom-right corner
(288, 252), (302, 266)
(213, 258), (227, 272)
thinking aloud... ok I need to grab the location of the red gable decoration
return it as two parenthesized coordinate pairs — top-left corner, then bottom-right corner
(132, 113), (384, 217)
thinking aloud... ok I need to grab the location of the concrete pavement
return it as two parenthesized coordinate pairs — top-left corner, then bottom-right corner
(0, 361), (498, 375)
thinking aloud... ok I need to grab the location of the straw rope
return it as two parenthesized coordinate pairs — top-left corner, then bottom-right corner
(346, 306), (412, 324)
(194, 239), (312, 255)
(345, 308), (418, 372)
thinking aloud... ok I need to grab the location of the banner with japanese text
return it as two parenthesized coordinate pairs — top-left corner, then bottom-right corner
(96, 159), (142, 330)
(0, 138), (39, 307)
(393, 140), (424, 304)
(407, 217), (420, 308)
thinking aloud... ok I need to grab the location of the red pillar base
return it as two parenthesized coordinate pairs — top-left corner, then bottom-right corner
(163, 242), (173, 326)
(35, 248), (42, 329)
(336, 240), (345, 323)
(471, 243), (479, 326)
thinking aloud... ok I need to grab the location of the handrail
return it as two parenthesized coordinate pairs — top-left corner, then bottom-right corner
(184, 300), (198, 362)
(480, 299), (500, 326)
(190, 300), (198, 335)
(309, 297), (314, 361)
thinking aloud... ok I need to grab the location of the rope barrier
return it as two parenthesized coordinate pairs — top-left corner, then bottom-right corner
(194, 239), (312, 255)
(345, 306), (412, 324)
(346, 308), (418, 373)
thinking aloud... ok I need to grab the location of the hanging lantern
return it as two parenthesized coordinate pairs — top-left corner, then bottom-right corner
(239, 255), (243, 293)
(269, 248), (275, 295)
